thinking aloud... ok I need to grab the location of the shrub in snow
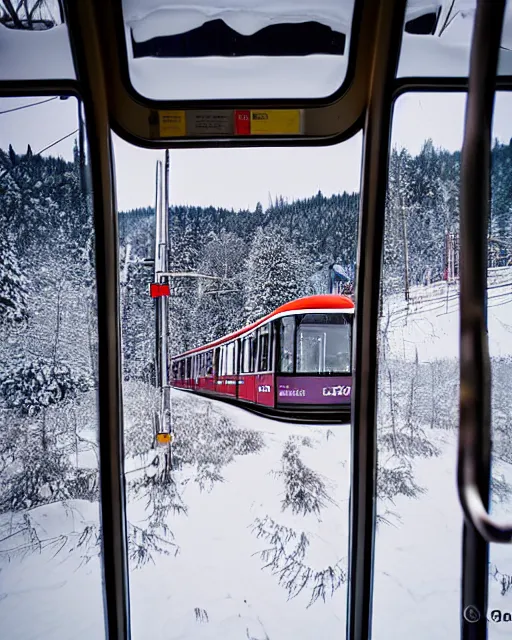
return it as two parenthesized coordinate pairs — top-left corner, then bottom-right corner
(251, 515), (347, 606)
(170, 398), (265, 491)
(376, 464), (425, 502)
(274, 438), (333, 518)
(0, 359), (88, 417)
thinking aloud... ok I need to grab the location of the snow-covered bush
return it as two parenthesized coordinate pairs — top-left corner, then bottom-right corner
(1, 359), (89, 417)
(274, 438), (333, 518)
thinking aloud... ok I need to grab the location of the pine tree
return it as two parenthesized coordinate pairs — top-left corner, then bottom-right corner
(244, 226), (313, 323)
(0, 232), (28, 328)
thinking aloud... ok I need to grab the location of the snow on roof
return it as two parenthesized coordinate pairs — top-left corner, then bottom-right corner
(121, 0), (354, 100)
(122, 0), (355, 40)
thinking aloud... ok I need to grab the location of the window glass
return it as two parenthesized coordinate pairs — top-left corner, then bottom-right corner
(369, 90), (512, 637)
(121, 0), (357, 100)
(488, 92), (512, 638)
(226, 342), (234, 375)
(250, 333), (258, 373)
(0, 96), (104, 638)
(296, 314), (351, 374)
(115, 135), (362, 640)
(0, 1), (75, 80)
(258, 327), (270, 371)
(399, 1), (512, 78)
(280, 316), (295, 373)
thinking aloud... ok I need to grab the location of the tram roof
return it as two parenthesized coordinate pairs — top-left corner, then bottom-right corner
(173, 294), (354, 359)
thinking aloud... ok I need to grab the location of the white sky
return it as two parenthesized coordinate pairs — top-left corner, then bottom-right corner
(0, 92), (510, 212)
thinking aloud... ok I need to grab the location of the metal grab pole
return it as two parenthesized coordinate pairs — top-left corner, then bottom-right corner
(458, 0), (511, 543)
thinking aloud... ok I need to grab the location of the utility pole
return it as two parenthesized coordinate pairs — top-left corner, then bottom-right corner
(152, 152), (173, 476)
(401, 194), (410, 302)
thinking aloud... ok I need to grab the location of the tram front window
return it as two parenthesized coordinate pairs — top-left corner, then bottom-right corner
(296, 314), (351, 374)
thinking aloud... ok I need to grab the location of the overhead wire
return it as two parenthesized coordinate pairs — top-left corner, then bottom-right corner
(0, 96), (59, 116)
(35, 129), (79, 155)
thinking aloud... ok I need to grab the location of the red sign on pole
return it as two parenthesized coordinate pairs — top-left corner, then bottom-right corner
(150, 283), (170, 298)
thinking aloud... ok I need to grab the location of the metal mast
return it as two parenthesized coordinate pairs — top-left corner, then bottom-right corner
(152, 152), (172, 471)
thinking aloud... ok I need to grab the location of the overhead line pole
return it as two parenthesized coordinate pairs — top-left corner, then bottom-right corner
(152, 152), (173, 473)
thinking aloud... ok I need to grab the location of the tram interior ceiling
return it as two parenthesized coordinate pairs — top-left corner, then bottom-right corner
(1, 1), (512, 640)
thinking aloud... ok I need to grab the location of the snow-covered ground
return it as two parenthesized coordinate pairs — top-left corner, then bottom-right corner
(2, 273), (512, 639)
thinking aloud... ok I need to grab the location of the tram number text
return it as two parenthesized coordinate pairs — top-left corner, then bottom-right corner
(322, 385), (351, 397)
(258, 385), (271, 393)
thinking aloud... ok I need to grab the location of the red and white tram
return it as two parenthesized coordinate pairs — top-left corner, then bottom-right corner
(171, 294), (354, 421)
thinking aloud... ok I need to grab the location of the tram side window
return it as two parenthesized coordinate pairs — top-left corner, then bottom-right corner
(206, 351), (213, 375)
(226, 343), (235, 375)
(296, 314), (352, 374)
(220, 346), (226, 376)
(250, 333), (258, 372)
(258, 327), (270, 372)
(242, 338), (250, 373)
(280, 317), (295, 373)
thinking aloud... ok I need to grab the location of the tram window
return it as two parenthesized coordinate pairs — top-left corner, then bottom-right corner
(115, 132), (362, 639)
(488, 92), (512, 635)
(241, 338), (249, 373)
(0, 96), (105, 637)
(399, 2), (512, 78)
(0, 2), (75, 81)
(373, 92), (471, 639)
(296, 314), (351, 374)
(250, 333), (258, 373)
(206, 351), (213, 375)
(280, 316), (295, 373)
(258, 328), (270, 372)
(226, 342), (235, 375)
(120, 0), (358, 101)
(220, 346), (226, 376)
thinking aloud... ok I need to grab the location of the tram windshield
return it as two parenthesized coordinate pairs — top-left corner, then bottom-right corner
(296, 314), (352, 374)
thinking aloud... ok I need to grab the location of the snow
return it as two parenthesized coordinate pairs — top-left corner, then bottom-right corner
(382, 266), (512, 362)
(399, 1), (512, 77)
(128, 55), (348, 101)
(121, 0), (354, 100)
(2, 274), (512, 638)
(0, 24), (75, 81)
(122, 0), (355, 39)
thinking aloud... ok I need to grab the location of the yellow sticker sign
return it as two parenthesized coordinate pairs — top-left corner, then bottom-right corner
(250, 110), (302, 135)
(159, 111), (186, 137)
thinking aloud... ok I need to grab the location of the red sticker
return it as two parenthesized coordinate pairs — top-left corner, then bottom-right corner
(150, 283), (170, 298)
(234, 110), (251, 135)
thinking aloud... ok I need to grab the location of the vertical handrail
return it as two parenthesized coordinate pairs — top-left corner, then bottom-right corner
(458, 3), (509, 638)
(347, 2), (407, 640)
(64, 1), (131, 638)
(458, 0), (511, 543)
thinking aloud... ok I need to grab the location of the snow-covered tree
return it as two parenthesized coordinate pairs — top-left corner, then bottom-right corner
(244, 226), (313, 323)
(0, 232), (28, 328)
